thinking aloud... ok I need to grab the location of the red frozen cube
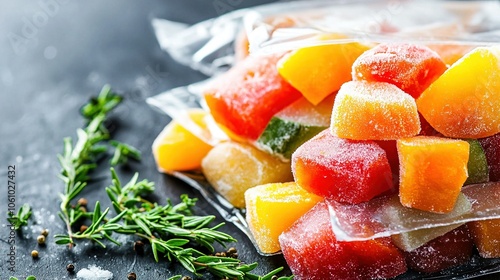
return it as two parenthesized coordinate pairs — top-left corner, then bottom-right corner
(352, 43), (447, 99)
(279, 202), (407, 280)
(292, 130), (394, 204)
(204, 53), (301, 140)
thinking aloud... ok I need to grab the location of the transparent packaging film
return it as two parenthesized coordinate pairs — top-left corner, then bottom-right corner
(328, 182), (500, 241)
(148, 1), (500, 268)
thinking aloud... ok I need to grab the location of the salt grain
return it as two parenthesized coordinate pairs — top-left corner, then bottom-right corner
(76, 264), (113, 280)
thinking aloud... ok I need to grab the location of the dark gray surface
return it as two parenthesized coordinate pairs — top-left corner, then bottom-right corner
(0, 1), (287, 279)
(1, 1), (500, 280)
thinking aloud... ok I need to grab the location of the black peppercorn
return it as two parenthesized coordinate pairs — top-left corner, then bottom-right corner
(226, 247), (238, 258)
(133, 240), (144, 255)
(127, 272), (137, 280)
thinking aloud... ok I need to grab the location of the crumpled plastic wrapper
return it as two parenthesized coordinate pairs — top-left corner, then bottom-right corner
(147, 0), (500, 266)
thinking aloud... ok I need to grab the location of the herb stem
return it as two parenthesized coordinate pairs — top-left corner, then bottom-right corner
(55, 85), (123, 247)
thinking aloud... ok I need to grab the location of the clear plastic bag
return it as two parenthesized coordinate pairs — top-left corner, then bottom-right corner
(148, 0), (500, 269)
(246, 0), (500, 54)
(328, 182), (500, 241)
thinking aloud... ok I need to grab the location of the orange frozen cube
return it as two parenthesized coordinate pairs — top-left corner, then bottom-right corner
(278, 35), (369, 105)
(245, 182), (323, 254)
(398, 136), (469, 213)
(331, 81), (420, 140)
(417, 46), (500, 139)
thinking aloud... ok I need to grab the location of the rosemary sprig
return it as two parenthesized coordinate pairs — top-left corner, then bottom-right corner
(7, 203), (32, 230)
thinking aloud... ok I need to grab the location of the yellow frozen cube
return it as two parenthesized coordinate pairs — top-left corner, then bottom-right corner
(245, 182), (323, 254)
(153, 109), (213, 172)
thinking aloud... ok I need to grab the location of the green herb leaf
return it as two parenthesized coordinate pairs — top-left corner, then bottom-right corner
(80, 84), (122, 120)
(110, 140), (142, 166)
(7, 203), (32, 230)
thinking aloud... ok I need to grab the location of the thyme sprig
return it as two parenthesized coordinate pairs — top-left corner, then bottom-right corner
(7, 203), (32, 230)
(54, 86), (293, 279)
(72, 169), (291, 279)
(56, 85), (138, 246)
(108, 169), (235, 252)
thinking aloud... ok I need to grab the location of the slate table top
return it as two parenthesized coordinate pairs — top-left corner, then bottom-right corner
(0, 1), (289, 279)
(1, 1), (500, 279)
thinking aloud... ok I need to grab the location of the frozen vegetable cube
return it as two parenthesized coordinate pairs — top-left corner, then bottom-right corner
(292, 130), (393, 204)
(403, 225), (474, 273)
(465, 139), (489, 185)
(245, 182), (323, 254)
(352, 43), (447, 99)
(256, 95), (334, 160)
(279, 202), (407, 280)
(417, 46), (500, 139)
(479, 133), (500, 182)
(468, 218), (500, 258)
(204, 53), (301, 140)
(152, 109), (213, 172)
(201, 142), (292, 208)
(331, 81), (421, 140)
(278, 34), (370, 105)
(398, 136), (469, 213)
